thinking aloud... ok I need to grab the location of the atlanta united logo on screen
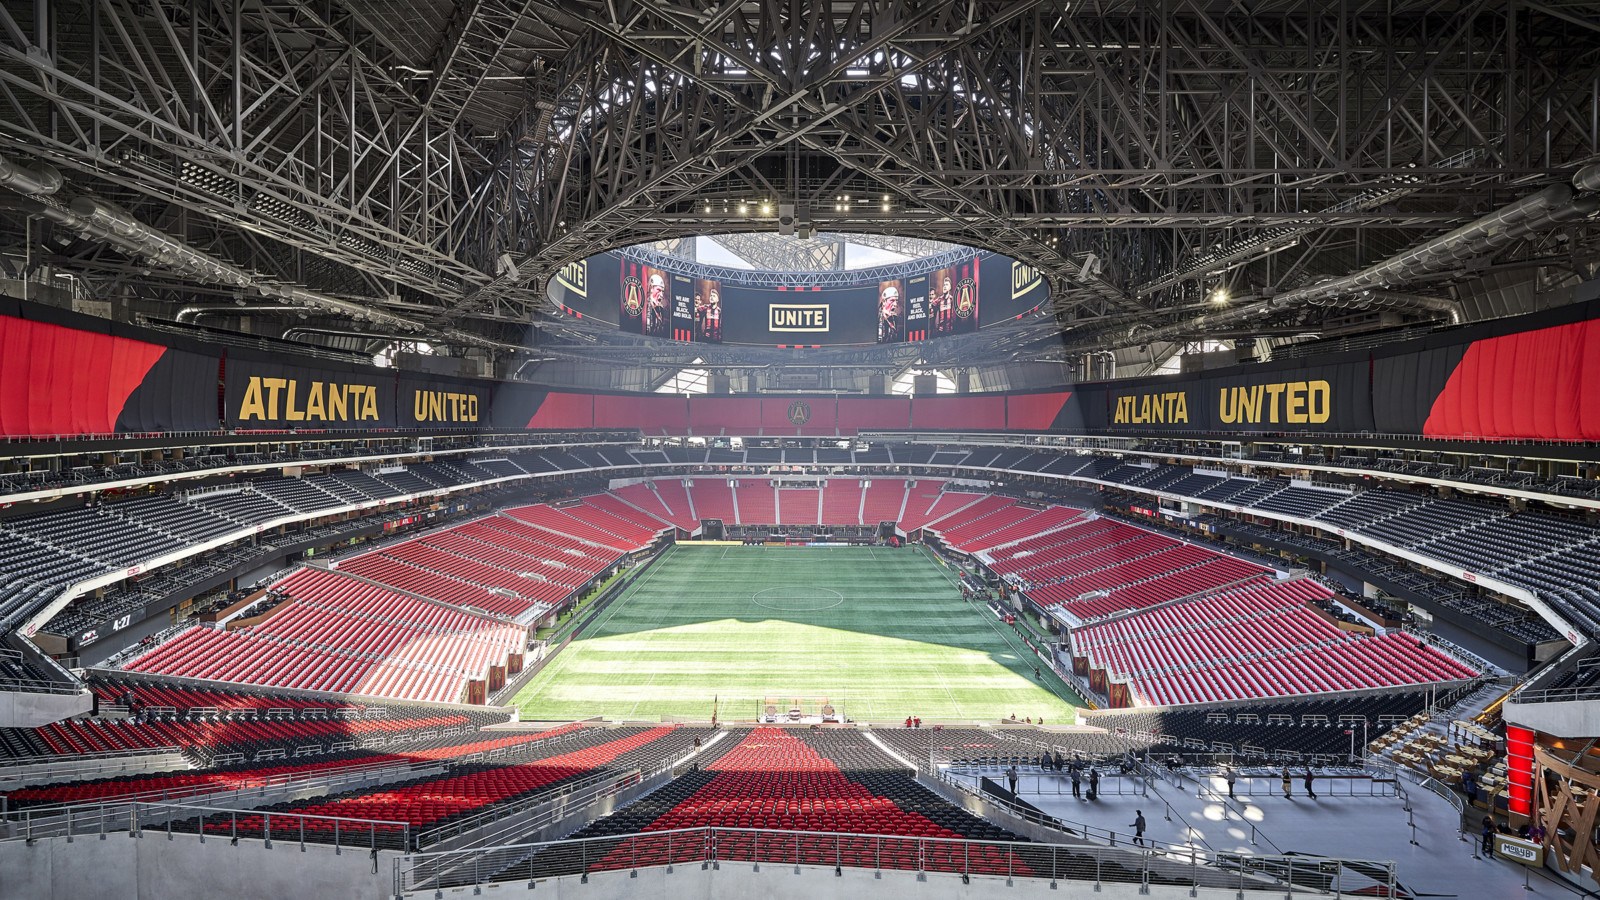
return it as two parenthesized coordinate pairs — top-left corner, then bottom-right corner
(622, 275), (644, 318)
(786, 399), (812, 426)
(956, 277), (976, 318)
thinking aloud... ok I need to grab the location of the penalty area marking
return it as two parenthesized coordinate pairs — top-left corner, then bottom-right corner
(749, 586), (846, 612)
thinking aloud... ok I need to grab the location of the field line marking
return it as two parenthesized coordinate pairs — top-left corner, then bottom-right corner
(919, 544), (1082, 710)
(515, 544), (676, 715)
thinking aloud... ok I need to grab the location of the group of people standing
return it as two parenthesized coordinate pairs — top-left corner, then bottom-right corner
(1005, 751), (1105, 802)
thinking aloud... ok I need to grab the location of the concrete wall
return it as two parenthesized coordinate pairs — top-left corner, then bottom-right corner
(0, 832), (401, 900)
(2, 831), (1288, 900)
(0, 688), (92, 729)
(407, 860), (1265, 900)
(1505, 699), (1600, 738)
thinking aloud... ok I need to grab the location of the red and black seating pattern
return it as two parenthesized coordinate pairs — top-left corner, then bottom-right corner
(535, 727), (1026, 877)
(2, 723), (591, 808)
(1, 677), (517, 767)
(174, 724), (703, 848)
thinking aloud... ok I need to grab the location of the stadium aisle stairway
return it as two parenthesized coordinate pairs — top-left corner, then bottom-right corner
(577, 492), (674, 539)
(502, 504), (638, 551)
(644, 479), (699, 528)
(860, 479), (909, 524)
(733, 479), (777, 524)
(947, 505), (1085, 554)
(550, 727), (1028, 877)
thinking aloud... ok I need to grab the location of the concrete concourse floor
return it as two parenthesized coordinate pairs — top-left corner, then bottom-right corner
(950, 767), (1587, 899)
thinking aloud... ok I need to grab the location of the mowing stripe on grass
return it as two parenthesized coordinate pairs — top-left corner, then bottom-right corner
(513, 545), (1082, 724)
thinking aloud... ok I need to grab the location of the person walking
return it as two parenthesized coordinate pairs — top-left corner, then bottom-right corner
(1462, 770), (1479, 808)
(1225, 767), (1237, 800)
(1280, 765), (1293, 799)
(1070, 767), (1083, 800)
(1303, 768), (1317, 800)
(1006, 765), (1019, 795)
(1130, 810), (1148, 847)
(1480, 815), (1496, 856)
(1088, 768), (1101, 801)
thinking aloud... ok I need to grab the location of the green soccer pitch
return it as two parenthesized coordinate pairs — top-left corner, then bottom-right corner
(511, 544), (1084, 724)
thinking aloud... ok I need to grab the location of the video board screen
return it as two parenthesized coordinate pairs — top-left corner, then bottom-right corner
(548, 248), (1048, 347)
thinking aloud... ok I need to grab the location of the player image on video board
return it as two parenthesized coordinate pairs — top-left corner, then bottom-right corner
(669, 273), (697, 342)
(694, 278), (723, 343)
(620, 261), (671, 337)
(877, 278), (906, 344)
(929, 258), (980, 336)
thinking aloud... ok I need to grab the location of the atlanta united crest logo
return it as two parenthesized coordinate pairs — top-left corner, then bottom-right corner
(786, 399), (812, 426)
(956, 278), (976, 318)
(622, 276), (644, 317)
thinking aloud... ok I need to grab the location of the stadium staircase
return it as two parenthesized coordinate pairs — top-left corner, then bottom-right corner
(519, 726), (1031, 879)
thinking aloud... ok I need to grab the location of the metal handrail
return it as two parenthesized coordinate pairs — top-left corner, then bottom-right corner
(1506, 684), (1600, 704)
(2, 796), (411, 852)
(2, 756), (447, 823)
(412, 768), (641, 849)
(393, 823), (1399, 896)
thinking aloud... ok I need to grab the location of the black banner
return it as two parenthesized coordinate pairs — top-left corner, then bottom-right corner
(224, 354), (395, 429)
(117, 348), (220, 433)
(398, 375), (491, 429)
(1078, 357), (1373, 434)
(1370, 344), (1469, 435)
(488, 381), (551, 430)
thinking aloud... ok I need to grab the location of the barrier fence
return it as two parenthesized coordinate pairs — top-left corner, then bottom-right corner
(0, 798), (409, 853)
(0, 756), (448, 824)
(393, 824), (1398, 897)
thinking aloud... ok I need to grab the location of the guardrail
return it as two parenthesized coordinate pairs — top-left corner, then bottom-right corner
(413, 768), (642, 850)
(0, 674), (86, 695)
(1, 756), (447, 828)
(1506, 683), (1600, 705)
(393, 824), (1399, 896)
(0, 797), (410, 853)
(939, 760), (1149, 798)
(0, 746), (185, 795)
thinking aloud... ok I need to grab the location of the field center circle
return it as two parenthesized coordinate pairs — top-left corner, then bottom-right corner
(750, 586), (845, 611)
